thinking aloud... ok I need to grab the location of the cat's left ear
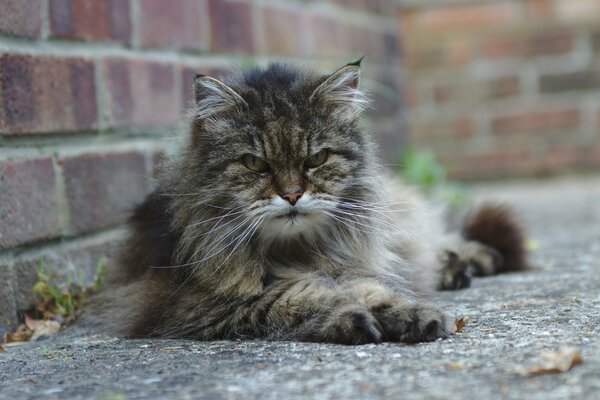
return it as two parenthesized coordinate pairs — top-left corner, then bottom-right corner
(193, 74), (248, 119)
(309, 58), (370, 120)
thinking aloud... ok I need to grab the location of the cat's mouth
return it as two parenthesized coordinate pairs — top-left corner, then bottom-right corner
(277, 209), (305, 222)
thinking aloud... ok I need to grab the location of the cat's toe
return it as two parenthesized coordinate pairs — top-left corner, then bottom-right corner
(467, 244), (503, 276)
(440, 251), (472, 290)
(319, 306), (384, 345)
(371, 303), (451, 343)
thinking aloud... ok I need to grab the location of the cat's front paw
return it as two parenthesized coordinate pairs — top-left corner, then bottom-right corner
(318, 305), (384, 345)
(371, 302), (451, 343)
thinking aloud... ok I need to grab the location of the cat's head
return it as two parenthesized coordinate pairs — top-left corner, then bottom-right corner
(184, 60), (378, 245)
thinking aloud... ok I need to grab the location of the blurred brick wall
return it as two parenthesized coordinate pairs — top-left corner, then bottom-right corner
(400, 0), (600, 179)
(0, 0), (403, 331)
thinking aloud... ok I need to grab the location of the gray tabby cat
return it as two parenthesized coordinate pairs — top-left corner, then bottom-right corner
(87, 59), (527, 344)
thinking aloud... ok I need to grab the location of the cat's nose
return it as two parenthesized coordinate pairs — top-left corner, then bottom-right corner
(280, 190), (303, 206)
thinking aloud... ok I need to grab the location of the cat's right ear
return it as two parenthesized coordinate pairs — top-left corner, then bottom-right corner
(193, 74), (248, 119)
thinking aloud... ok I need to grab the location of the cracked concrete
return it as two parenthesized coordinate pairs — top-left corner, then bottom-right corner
(1, 175), (599, 400)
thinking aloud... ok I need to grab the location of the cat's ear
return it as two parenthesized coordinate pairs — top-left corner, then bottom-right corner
(193, 74), (248, 119)
(309, 58), (370, 120)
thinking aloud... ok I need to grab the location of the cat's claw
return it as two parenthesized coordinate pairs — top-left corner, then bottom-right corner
(371, 303), (451, 343)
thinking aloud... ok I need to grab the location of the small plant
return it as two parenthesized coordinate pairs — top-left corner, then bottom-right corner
(3, 258), (108, 344)
(398, 148), (469, 207)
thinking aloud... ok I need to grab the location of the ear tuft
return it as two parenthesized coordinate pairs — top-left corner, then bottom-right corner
(193, 75), (247, 119)
(309, 60), (370, 121)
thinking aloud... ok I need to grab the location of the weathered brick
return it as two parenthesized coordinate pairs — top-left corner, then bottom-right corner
(489, 76), (520, 98)
(207, 0), (254, 54)
(0, 261), (16, 333)
(0, 53), (97, 134)
(592, 31), (600, 52)
(367, 69), (402, 114)
(0, 0), (41, 38)
(412, 3), (520, 31)
(485, 31), (573, 59)
(102, 58), (180, 127)
(540, 71), (600, 93)
(261, 7), (309, 56)
(447, 150), (536, 180)
(333, 0), (387, 14)
(491, 109), (580, 135)
(138, 0), (206, 49)
(555, 0), (600, 22)
(60, 151), (149, 234)
(49, 0), (131, 43)
(0, 157), (62, 249)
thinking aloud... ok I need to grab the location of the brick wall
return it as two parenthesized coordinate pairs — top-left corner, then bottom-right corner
(0, 0), (403, 331)
(400, 0), (600, 179)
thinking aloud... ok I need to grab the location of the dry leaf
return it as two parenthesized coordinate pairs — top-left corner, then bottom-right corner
(453, 316), (470, 333)
(3, 324), (33, 343)
(25, 315), (61, 341)
(518, 348), (583, 376)
(446, 362), (463, 369)
(0, 345), (5, 352)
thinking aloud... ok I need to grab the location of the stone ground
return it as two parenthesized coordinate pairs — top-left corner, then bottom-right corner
(1, 176), (599, 400)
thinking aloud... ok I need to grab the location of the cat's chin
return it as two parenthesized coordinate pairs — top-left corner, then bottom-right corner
(259, 211), (328, 242)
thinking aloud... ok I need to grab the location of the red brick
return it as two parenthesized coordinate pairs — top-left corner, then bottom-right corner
(102, 58), (181, 127)
(0, 157), (62, 249)
(262, 7), (309, 56)
(586, 145), (600, 167)
(308, 15), (353, 58)
(489, 76), (520, 98)
(448, 150), (536, 180)
(138, 0), (206, 49)
(433, 85), (452, 103)
(406, 37), (471, 69)
(0, 53), (98, 134)
(207, 0), (254, 54)
(350, 28), (397, 64)
(413, 3), (520, 32)
(60, 151), (149, 234)
(0, 0), (41, 38)
(404, 84), (418, 108)
(49, 0), (131, 43)
(413, 115), (474, 140)
(491, 109), (580, 135)
(526, 0), (553, 20)
(540, 146), (581, 173)
(485, 31), (573, 59)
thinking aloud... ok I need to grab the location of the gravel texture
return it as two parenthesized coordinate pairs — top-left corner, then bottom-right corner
(1, 176), (599, 400)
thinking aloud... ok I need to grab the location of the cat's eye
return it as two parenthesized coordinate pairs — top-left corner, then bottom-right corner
(242, 154), (270, 173)
(304, 149), (329, 169)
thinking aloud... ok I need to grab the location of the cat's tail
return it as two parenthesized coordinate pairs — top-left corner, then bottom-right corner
(462, 203), (529, 273)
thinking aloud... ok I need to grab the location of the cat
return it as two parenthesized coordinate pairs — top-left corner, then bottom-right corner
(85, 59), (527, 344)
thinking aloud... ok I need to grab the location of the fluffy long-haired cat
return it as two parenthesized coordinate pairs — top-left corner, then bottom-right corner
(86, 59), (527, 344)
